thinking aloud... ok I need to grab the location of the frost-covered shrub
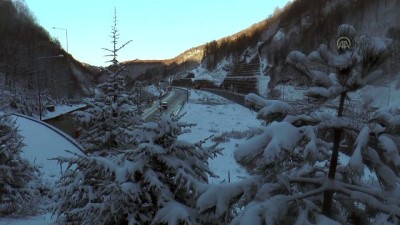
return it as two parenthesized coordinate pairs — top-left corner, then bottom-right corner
(0, 89), (49, 117)
(0, 114), (40, 217)
(197, 24), (398, 225)
(52, 114), (221, 225)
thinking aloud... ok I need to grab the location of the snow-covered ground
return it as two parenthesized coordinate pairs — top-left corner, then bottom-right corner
(15, 116), (82, 185)
(145, 85), (165, 97)
(179, 90), (261, 183)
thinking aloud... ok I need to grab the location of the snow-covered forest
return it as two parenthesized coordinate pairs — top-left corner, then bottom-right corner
(1, 0), (400, 224)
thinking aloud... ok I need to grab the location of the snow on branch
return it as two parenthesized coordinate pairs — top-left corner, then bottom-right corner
(234, 122), (303, 168)
(317, 44), (358, 70)
(256, 100), (294, 125)
(244, 93), (271, 110)
(197, 177), (259, 219)
(286, 51), (315, 80)
(347, 126), (370, 174)
(152, 201), (194, 225)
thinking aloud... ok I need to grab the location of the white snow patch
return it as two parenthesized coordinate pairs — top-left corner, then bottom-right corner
(145, 85), (164, 97)
(192, 59), (230, 85)
(14, 116), (82, 184)
(257, 76), (270, 96)
(179, 90), (261, 183)
(273, 29), (286, 41)
(194, 73), (215, 81)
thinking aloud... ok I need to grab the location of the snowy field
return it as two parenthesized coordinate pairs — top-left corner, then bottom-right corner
(179, 90), (261, 183)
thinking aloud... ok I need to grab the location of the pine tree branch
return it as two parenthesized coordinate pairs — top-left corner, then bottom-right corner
(116, 40), (132, 52)
(289, 177), (323, 185)
(336, 184), (400, 217)
(337, 180), (383, 200)
(286, 186), (327, 202)
(102, 48), (114, 53)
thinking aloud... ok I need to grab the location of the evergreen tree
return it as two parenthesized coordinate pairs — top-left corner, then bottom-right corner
(74, 72), (141, 154)
(53, 7), (221, 225)
(0, 113), (40, 216)
(102, 7), (132, 68)
(197, 24), (398, 224)
(53, 114), (221, 224)
(74, 7), (138, 154)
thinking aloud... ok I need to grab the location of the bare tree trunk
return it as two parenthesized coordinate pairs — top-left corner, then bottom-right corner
(322, 91), (346, 216)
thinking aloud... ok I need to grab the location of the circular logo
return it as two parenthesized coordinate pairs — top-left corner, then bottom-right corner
(337, 37), (352, 52)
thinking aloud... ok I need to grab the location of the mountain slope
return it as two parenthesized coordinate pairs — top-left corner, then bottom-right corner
(0, 0), (98, 99)
(173, 0), (400, 95)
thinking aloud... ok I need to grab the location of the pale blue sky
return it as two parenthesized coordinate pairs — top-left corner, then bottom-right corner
(25, 0), (291, 66)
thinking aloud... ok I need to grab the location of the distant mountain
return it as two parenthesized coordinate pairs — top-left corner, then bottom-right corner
(147, 0), (400, 95)
(119, 46), (204, 87)
(0, 0), (98, 99)
(5, 0), (399, 99)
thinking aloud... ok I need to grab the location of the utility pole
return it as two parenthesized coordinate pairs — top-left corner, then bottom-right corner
(36, 54), (64, 120)
(187, 85), (189, 101)
(53, 27), (68, 53)
(134, 81), (143, 116)
(388, 83), (391, 107)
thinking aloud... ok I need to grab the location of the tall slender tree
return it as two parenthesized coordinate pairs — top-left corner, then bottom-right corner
(74, 7), (139, 154)
(102, 7), (132, 69)
(53, 8), (221, 225)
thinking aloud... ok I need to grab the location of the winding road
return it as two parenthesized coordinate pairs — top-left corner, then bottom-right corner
(143, 87), (189, 122)
(42, 87), (189, 138)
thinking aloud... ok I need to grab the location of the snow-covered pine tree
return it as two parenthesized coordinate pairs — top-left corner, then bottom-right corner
(73, 7), (138, 154)
(53, 7), (221, 225)
(53, 114), (221, 225)
(0, 113), (40, 216)
(74, 70), (141, 154)
(197, 24), (399, 224)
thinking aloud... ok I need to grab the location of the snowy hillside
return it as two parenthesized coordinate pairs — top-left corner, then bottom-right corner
(191, 59), (231, 85)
